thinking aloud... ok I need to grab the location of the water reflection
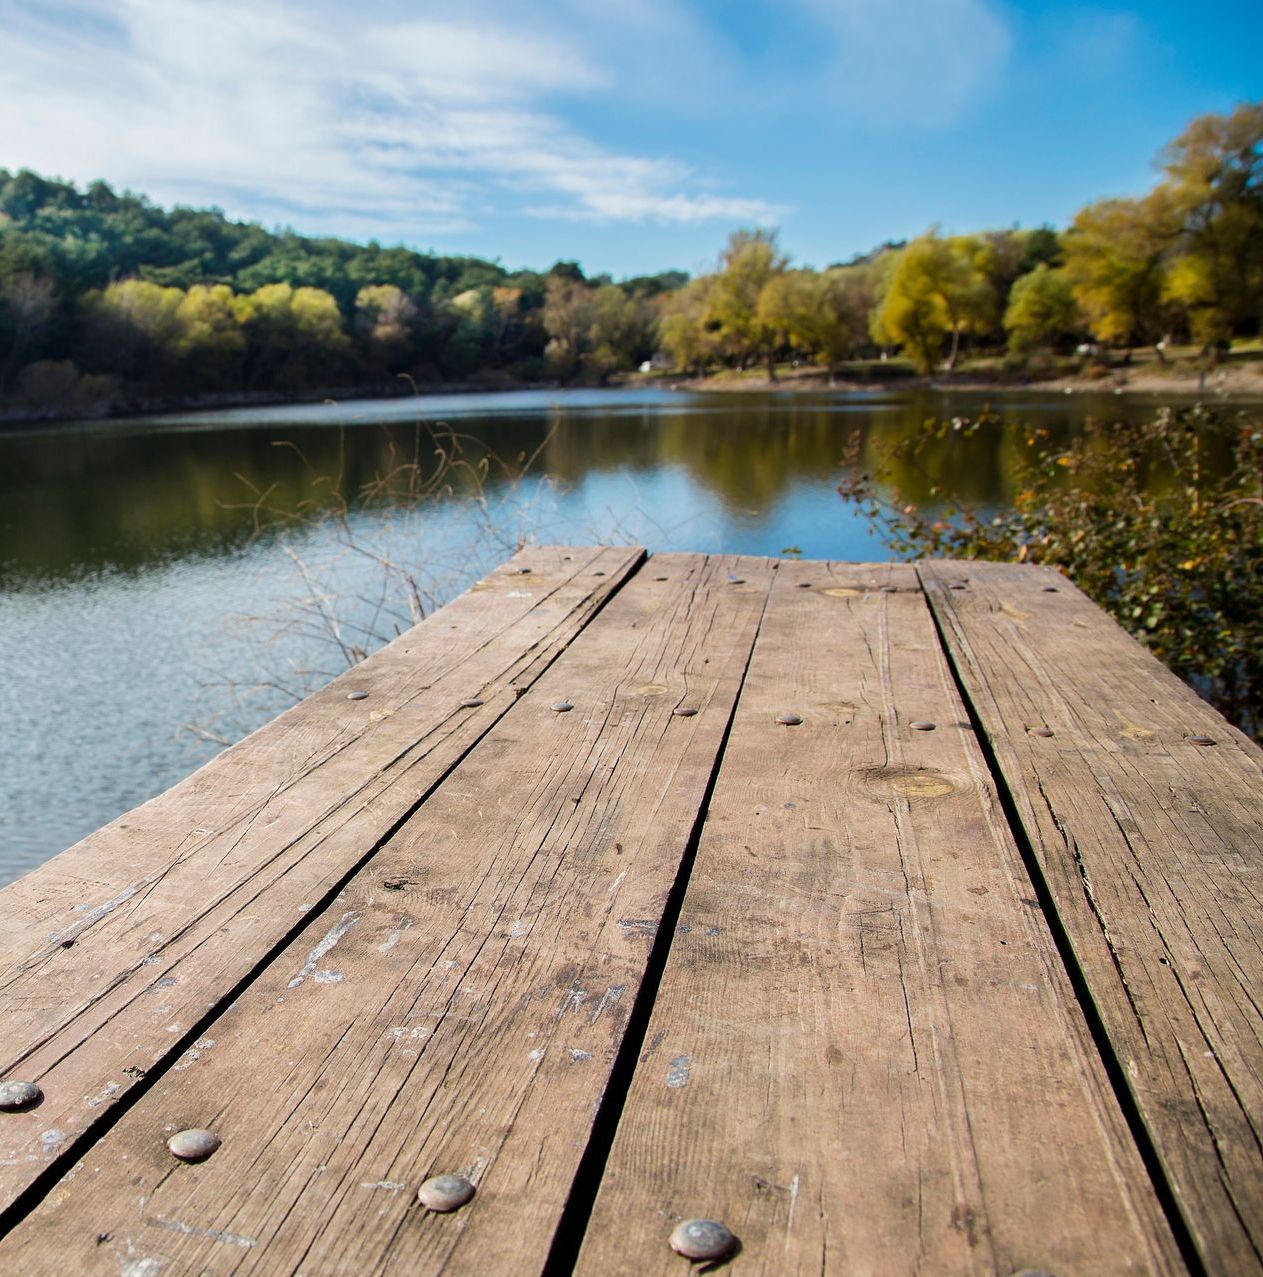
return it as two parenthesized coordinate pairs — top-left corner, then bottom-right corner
(0, 385), (1241, 883)
(0, 386), (1170, 582)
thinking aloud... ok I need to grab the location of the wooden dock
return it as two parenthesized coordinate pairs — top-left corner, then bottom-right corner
(0, 546), (1259, 1276)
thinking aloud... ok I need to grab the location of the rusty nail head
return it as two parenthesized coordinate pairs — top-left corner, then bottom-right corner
(168, 1128), (221, 1162)
(1187, 735), (1217, 746)
(776, 713), (803, 726)
(418, 1173), (475, 1212)
(347, 690), (369, 701)
(910, 721), (937, 731)
(552, 701), (574, 713)
(670, 1219), (736, 1261)
(459, 697), (484, 708)
(796, 581), (812, 588)
(0, 1080), (42, 1111)
(656, 576), (669, 581)
(1031, 727), (1055, 738)
(673, 707), (698, 718)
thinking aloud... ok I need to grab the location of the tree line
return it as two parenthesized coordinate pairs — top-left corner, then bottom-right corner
(0, 101), (1259, 415)
(661, 102), (1262, 378)
(0, 173), (680, 415)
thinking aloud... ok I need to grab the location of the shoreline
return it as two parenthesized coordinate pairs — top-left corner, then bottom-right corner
(5, 363), (1263, 432)
(664, 361), (1263, 400)
(0, 375), (563, 433)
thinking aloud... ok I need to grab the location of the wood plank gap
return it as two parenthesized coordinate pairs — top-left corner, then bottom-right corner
(914, 562), (1209, 1277)
(0, 546), (647, 1245)
(539, 560), (778, 1277)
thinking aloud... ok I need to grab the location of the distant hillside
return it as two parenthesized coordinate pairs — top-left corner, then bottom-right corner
(0, 169), (686, 418)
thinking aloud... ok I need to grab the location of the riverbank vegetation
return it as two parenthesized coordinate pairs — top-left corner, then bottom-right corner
(1, 103), (1260, 419)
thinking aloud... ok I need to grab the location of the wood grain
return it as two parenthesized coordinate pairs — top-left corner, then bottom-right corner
(0, 544), (642, 1208)
(921, 558), (1263, 1276)
(0, 553), (776, 1276)
(574, 561), (1185, 1276)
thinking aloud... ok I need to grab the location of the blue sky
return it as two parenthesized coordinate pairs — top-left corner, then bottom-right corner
(2, 0), (1259, 277)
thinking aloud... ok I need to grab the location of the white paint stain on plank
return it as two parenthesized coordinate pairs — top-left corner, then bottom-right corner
(288, 911), (361, 988)
(666, 1056), (691, 1088)
(153, 1217), (257, 1248)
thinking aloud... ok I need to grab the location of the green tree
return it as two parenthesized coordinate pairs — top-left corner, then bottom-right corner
(1159, 102), (1263, 351)
(755, 269), (816, 365)
(872, 233), (990, 373)
(174, 283), (245, 386)
(806, 264), (879, 381)
(659, 277), (720, 374)
(707, 228), (788, 377)
(235, 283), (348, 389)
(1003, 264), (1081, 352)
(80, 279), (185, 381)
(1062, 192), (1178, 355)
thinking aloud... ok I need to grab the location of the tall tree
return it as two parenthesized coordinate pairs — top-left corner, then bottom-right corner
(872, 233), (990, 372)
(1004, 264), (1081, 352)
(1062, 192), (1179, 355)
(1159, 102), (1263, 350)
(707, 228), (788, 377)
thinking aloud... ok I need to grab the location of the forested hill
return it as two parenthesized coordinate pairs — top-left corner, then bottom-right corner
(0, 168), (685, 415)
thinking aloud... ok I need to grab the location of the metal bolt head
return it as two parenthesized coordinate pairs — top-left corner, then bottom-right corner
(672, 707), (698, 718)
(459, 697), (484, 708)
(346, 690), (369, 701)
(168, 1128), (221, 1162)
(551, 701), (574, 713)
(775, 713), (803, 726)
(1187, 735), (1217, 746)
(0, 1080), (42, 1112)
(909, 721), (937, 731)
(418, 1173), (475, 1212)
(670, 1218), (736, 1261)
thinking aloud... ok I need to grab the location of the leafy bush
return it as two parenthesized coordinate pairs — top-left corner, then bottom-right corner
(839, 405), (1263, 736)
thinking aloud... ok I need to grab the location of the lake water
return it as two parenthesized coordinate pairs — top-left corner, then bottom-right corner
(0, 384), (1210, 884)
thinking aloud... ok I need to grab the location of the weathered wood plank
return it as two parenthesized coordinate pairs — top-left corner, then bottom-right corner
(921, 558), (1263, 1276)
(0, 553), (777, 1276)
(0, 544), (642, 1208)
(575, 561), (1185, 1276)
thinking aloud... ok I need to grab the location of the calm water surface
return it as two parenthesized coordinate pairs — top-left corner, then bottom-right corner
(0, 385), (1216, 883)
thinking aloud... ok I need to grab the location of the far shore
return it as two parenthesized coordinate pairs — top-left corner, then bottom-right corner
(5, 359), (1263, 431)
(661, 359), (1263, 400)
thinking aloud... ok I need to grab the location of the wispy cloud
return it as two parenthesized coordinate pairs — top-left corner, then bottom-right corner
(0, 0), (1013, 246)
(0, 0), (783, 237)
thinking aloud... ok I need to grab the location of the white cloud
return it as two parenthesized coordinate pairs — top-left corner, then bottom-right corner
(0, 0), (781, 237)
